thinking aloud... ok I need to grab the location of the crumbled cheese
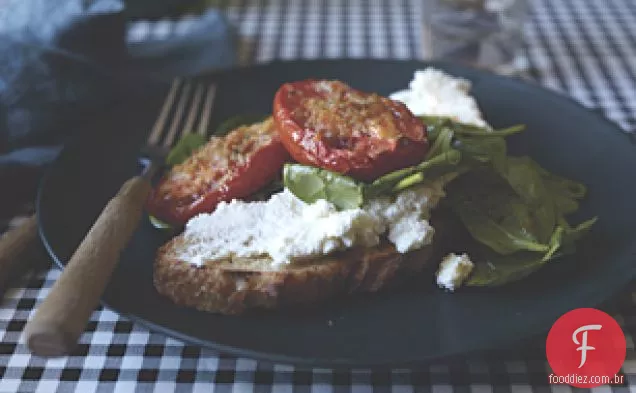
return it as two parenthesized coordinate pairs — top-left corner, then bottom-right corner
(436, 253), (475, 291)
(389, 68), (490, 128)
(363, 181), (445, 253)
(178, 182), (445, 267)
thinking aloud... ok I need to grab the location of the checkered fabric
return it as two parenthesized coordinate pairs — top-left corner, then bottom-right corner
(2, 0), (636, 391)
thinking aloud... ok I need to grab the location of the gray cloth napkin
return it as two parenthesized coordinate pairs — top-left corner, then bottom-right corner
(0, 0), (235, 168)
(0, 0), (235, 213)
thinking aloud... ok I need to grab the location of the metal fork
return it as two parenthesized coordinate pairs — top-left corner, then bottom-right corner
(145, 78), (217, 160)
(24, 79), (217, 357)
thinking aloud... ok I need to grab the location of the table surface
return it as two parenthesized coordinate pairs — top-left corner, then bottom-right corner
(2, 0), (636, 392)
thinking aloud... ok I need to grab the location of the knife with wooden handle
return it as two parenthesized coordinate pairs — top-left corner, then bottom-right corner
(24, 173), (152, 357)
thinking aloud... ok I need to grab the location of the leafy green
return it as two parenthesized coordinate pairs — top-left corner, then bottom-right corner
(215, 113), (269, 136)
(494, 157), (557, 243)
(419, 115), (525, 137)
(425, 127), (455, 159)
(447, 171), (548, 255)
(443, 152), (596, 286)
(148, 215), (173, 230)
(279, 114), (597, 287)
(165, 134), (207, 166)
(366, 149), (462, 197)
(452, 200), (549, 255)
(283, 164), (364, 210)
(408, 116), (595, 286)
(466, 251), (552, 286)
(453, 134), (508, 168)
(464, 217), (597, 286)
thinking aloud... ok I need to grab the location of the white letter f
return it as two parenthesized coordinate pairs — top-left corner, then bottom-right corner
(572, 324), (602, 368)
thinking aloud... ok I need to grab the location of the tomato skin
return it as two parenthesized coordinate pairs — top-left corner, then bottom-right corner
(273, 80), (429, 181)
(146, 118), (289, 226)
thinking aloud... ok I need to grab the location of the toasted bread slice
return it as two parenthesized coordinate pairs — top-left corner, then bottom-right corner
(154, 224), (444, 315)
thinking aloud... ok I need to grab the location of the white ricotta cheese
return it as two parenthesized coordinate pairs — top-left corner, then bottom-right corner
(436, 253), (475, 291)
(363, 181), (445, 253)
(178, 181), (445, 267)
(389, 68), (490, 128)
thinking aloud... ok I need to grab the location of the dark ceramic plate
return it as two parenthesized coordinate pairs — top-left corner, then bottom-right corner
(37, 60), (636, 367)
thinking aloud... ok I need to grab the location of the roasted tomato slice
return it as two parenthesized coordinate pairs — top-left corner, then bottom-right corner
(146, 117), (289, 226)
(273, 80), (429, 181)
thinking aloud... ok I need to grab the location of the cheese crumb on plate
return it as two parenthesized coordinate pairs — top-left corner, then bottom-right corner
(436, 253), (475, 291)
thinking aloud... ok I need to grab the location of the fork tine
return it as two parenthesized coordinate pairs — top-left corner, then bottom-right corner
(198, 84), (217, 136)
(148, 78), (181, 146)
(163, 81), (193, 148)
(182, 84), (204, 138)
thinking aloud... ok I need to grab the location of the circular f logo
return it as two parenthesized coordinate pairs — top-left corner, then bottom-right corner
(546, 308), (626, 388)
(572, 324), (602, 368)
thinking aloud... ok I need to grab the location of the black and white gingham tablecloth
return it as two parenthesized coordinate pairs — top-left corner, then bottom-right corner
(2, 0), (636, 391)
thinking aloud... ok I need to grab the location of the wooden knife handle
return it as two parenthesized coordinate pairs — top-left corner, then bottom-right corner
(24, 176), (151, 357)
(0, 215), (39, 290)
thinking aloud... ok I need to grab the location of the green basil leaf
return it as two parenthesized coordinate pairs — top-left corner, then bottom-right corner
(165, 134), (207, 166)
(323, 170), (365, 210)
(284, 164), (363, 210)
(148, 215), (173, 230)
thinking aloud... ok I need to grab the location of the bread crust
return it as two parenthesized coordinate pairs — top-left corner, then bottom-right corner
(154, 235), (435, 315)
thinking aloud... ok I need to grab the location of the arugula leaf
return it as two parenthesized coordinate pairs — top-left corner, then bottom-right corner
(444, 152), (596, 286)
(466, 251), (551, 286)
(551, 193), (580, 215)
(450, 195), (549, 255)
(425, 127), (454, 159)
(560, 217), (598, 246)
(419, 115), (525, 137)
(464, 216), (597, 286)
(495, 156), (557, 243)
(165, 134), (207, 166)
(366, 149), (462, 197)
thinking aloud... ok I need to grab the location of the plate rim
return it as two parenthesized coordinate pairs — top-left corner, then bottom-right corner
(36, 59), (636, 367)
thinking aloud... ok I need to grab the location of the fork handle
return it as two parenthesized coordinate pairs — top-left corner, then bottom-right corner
(0, 215), (39, 289)
(24, 175), (151, 357)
